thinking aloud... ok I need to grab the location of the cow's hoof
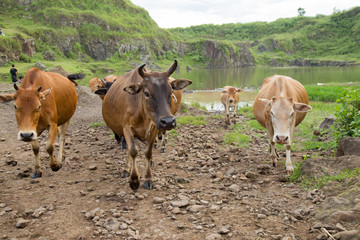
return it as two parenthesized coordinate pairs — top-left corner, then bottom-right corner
(160, 148), (165, 153)
(32, 170), (42, 178)
(50, 163), (62, 172)
(153, 143), (158, 149)
(121, 170), (130, 178)
(150, 161), (154, 168)
(144, 180), (153, 190)
(130, 180), (140, 190)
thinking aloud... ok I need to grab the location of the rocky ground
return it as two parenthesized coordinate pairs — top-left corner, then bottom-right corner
(0, 84), (359, 240)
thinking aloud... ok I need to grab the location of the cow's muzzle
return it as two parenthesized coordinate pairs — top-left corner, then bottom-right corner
(158, 117), (176, 130)
(18, 131), (36, 142)
(275, 135), (289, 144)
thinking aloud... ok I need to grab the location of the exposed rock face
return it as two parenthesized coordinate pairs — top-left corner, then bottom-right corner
(200, 40), (255, 68)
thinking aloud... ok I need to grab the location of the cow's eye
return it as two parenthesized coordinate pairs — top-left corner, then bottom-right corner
(36, 105), (41, 111)
(14, 105), (18, 110)
(290, 112), (294, 117)
(144, 91), (150, 98)
(270, 111), (274, 116)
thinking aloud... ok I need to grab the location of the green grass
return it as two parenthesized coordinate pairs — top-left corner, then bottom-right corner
(290, 162), (360, 190)
(305, 85), (359, 102)
(223, 132), (250, 148)
(237, 105), (255, 119)
(176, 115), (208, 125)
(190, 102), (207, 111)
(90, 122), (106, 127)
(210, 114), (223, 119)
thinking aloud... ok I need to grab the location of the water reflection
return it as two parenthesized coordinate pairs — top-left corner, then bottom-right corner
(173, 66), (360, 90)
(177, 66), (360, 112)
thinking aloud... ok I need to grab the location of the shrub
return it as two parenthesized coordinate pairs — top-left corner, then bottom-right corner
(334, 88), (360, 141)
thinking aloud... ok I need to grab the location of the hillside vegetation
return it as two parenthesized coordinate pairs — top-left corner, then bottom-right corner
(0, 1), (359, 82)
(170, 7), (360, 66)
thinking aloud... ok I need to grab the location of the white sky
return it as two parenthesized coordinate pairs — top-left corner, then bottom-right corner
(131, 0), (359, 28)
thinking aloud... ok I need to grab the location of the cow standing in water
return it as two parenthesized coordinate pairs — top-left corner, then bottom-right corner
(0, 68), (80, 178)
(102, 60), (192, 190)
(253, 75), (311, 174)
(220, 86), (243, 127)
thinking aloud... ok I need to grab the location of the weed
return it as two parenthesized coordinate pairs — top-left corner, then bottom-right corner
(90, 122), (106, 127)
(176, 116), (208, 125)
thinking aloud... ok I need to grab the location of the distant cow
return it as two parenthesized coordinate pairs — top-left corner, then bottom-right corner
(0, 68), (79, 178)
(89, 75), (117, 100)
(220, 86), (243, 127)
(101, 60), (192, 190)
(253, 75), (312, 174)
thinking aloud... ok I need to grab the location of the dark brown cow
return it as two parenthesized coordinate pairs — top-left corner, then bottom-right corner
(0, 68), (78, 178)
(253, 75), (312, 174)
(102, 60), (192, 190)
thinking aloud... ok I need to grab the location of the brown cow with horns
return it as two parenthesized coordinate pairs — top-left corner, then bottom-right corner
(101, 60), (192, 190)
(0, 68), (79, 178)
(253, 75), (311, 174)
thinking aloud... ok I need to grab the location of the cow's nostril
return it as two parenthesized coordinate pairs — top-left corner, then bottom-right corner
(276, 135), (280, 141)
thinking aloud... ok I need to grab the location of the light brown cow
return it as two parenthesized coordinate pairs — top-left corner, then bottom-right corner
(253, 75), (312, 174)
(102, 60), (192, 190)
(88, 75), (117, 100)
(0, 68), (78, 178)
(220, 86), (243, 126)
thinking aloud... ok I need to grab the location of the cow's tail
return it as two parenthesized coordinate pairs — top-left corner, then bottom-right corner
(67, 73), (85, 86)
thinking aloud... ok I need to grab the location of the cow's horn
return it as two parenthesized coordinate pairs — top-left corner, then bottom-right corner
(100, 79), (106, 86)
(13, 84), (19, 91)
(167, 59), (178, 76)
(138, 64), (146, 78)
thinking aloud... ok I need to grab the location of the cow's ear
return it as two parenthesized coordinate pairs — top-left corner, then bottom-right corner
(221, 90), (228, 94)
(0, 93), (16, 102)
(94, 88), (108, 96)
(171, 79), (192, 90)
(236, 88), (243, 93)
(294, 102), (312, 112)
(258, 98), (271, 106)
(40, 87), (51, 100)
(123, 83), (143, 95)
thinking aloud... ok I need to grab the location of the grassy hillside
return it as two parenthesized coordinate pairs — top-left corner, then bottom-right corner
(170, 7), (360, 64)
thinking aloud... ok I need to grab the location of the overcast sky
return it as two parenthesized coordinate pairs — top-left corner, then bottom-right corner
(131, 0), (359, 28)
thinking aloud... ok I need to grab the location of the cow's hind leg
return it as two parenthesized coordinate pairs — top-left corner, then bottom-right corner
(57, 120), (70, 166)
(47, 123), (61, 171)
(31, 140), (42, 178)
(285, 144), (294, 174)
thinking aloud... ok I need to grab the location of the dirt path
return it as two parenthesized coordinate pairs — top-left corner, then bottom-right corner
(0, 84), (359, 240)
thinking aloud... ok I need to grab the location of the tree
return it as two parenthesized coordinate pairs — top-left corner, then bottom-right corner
(298, 7), (306, 16)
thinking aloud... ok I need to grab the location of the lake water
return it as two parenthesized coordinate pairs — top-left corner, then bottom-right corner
(172, 66), (360, 111)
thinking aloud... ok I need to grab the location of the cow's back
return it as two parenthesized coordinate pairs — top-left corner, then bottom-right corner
(253, 75), (309, 127)
(22, 68), (77, 126)
(102, 69), (143, 137)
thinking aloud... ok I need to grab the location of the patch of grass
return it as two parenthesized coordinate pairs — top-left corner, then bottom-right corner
(176, 115), (208, 125)
(168, 129), (179, 138)
(237, 105), (255, 119)
(305, 85), (358, 102)
(210, 114), (223, 119)
(290, 162), (360, 190)
(223, 132), (250, 148)
(190, 102), (207, 111)
(90, 122), (106, 127)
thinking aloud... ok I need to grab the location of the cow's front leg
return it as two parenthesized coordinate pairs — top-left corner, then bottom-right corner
(144, 130), (158, 190)
(57, 120), (70, 165)
(123, 127), (139, 190)
(160, 131), (167, 153)
(270, 141), (278, 167)
(31, 140), (42, 178)
(224, 105), (230, 127)
(47, 124), (61, 171)
(285, 144), (294, 174)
